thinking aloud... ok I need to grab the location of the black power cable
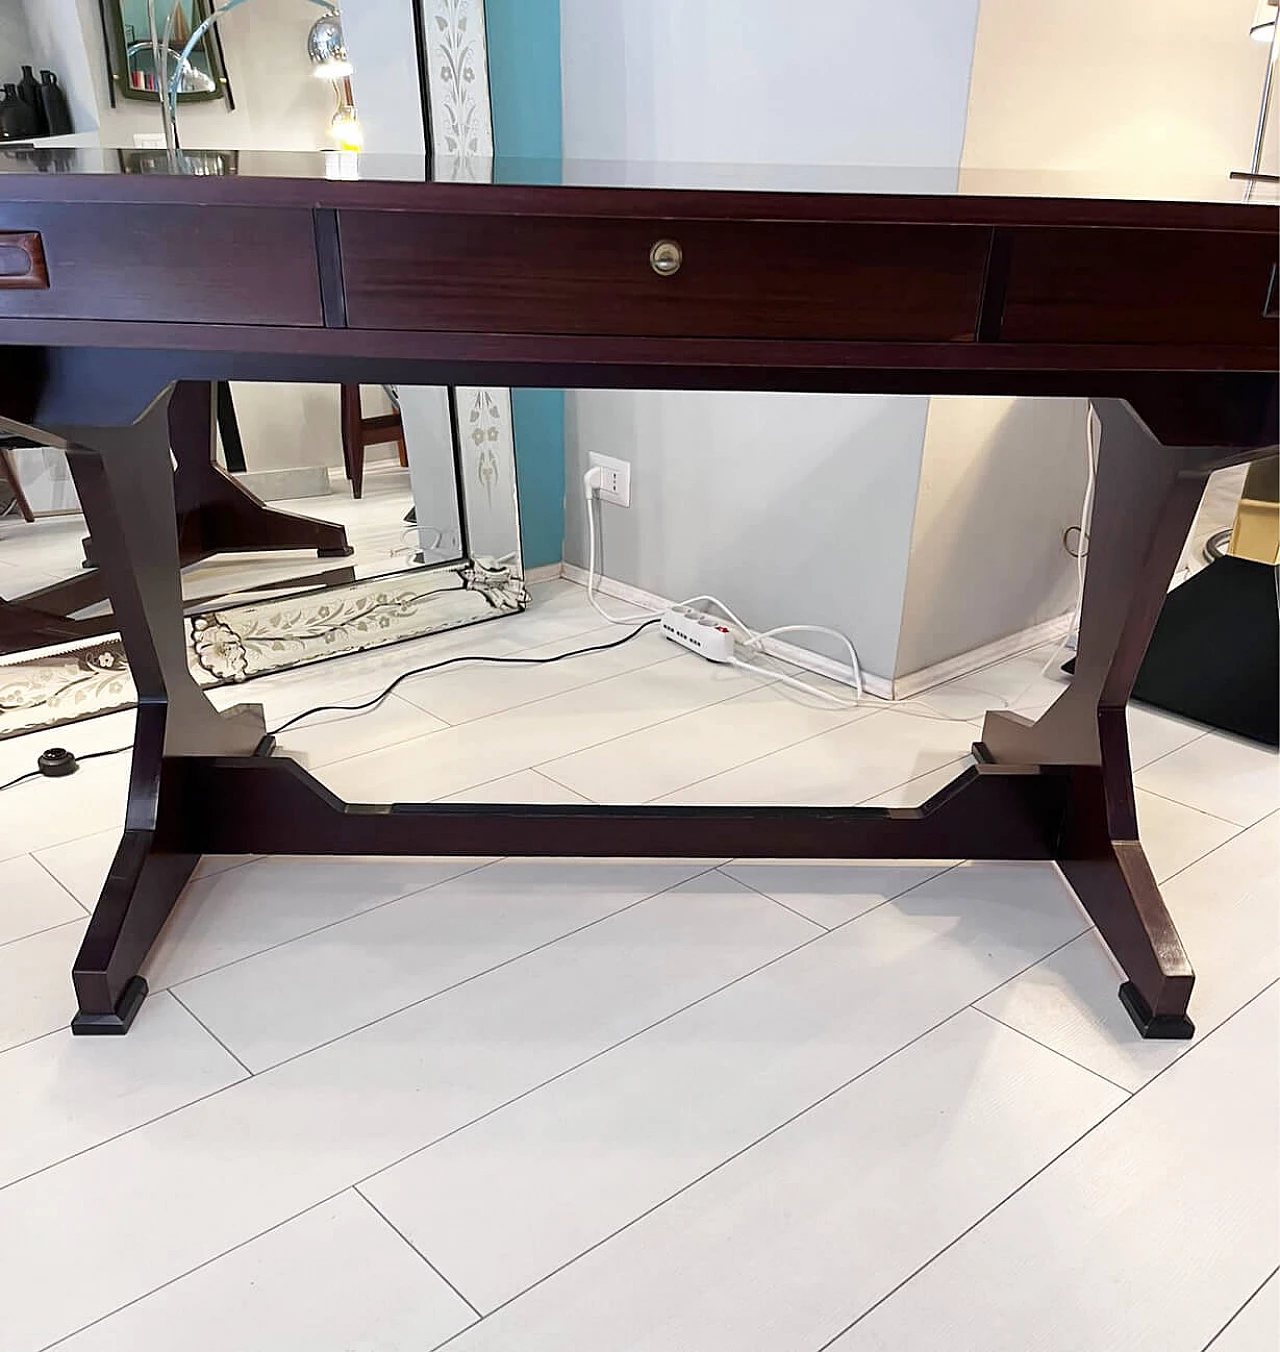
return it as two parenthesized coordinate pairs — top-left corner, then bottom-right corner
(268, 619), (659, 736)
(0, 621), (659, 795)
(0, 744), (133, 795)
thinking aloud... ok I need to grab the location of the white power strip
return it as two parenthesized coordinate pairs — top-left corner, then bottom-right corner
(660, 606), (736, 662)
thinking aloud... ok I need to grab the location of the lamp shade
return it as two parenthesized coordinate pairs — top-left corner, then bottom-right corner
(307, 14), (353, 79)
(1252, 0), (1278, 42)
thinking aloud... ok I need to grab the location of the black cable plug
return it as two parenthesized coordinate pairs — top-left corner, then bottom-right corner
(37, 748), (79, 778)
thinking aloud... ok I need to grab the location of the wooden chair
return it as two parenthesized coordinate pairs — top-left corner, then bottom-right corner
(0, 440), (36, 523)
(340, 385), (408, 499)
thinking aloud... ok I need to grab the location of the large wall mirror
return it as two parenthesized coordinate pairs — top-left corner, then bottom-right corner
(0, 0), (527, 741)
(98, 0), (233, 104)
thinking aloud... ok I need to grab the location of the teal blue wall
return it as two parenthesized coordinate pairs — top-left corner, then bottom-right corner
(486, 0), (564, 569)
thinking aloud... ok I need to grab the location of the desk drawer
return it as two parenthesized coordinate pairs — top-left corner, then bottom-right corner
(0, 204), (323, 326)
(338, 211), (989, 341)
(1000, 228), (1278, 347)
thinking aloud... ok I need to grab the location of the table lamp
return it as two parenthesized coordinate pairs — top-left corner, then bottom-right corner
(1237, 0), (1280, 184)
(152, 0), (361, 155)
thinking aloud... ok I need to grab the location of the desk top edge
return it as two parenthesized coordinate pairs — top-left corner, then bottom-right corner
(0, 172), (1274, 232)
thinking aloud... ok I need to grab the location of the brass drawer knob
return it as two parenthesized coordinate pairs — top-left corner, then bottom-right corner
(649, 239), (683, 277)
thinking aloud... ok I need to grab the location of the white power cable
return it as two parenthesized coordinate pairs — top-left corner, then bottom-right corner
(583, 467), (863, 705)
(1030, 400), (1098, 683)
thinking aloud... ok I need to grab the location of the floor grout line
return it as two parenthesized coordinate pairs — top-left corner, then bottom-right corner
(354, 906), (843, 1198)
(1152, 808), (1277, 892)
(0, 868), (711, 1195)
(357, 859), (982, 1200)
(353, 1186), (484, 1321)
(812, 978), (1280, 1352)
(413, 880), (1110, 1345)
(0, 913), (85, 957)
(527, 679), (874, 791)
(5, 857), (752, 1188)
(586, 710), (975, 812)
(531, 765), (598, 803)
(35, 1187), (355, 1352)
(169, 989), (255, 1078)
(1129, 726), (1211, 778)
(181, 861), (726, 1080)
(0, 1048), (250, 1196)
(1135, 784), (1251, 830)
(1200, 1264), (1278, 1351)
(971, 1004), (1135, 1095)
(425, 1024), (986, 1350)
(24, 852), (92, 917)
(715, 866), (834, 931)
(161, 856), (496, 994)
(426, 985), (1066, 1352)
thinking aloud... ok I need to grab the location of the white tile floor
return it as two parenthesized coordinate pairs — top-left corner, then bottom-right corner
(0, 579), (1276, 1352)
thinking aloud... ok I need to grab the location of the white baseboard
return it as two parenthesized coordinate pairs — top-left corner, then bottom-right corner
(891, 613), (1074, 701)
(523, 562), (564, 584)
(557, 563), (1073, 704)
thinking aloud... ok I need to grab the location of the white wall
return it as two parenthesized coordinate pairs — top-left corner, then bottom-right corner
(560, 0), (983, 679)
(344, 0), (425, 157)
(894, 0), (1273, 677)
(962, 0), (1272, 180)
(0, 1), (33, 79)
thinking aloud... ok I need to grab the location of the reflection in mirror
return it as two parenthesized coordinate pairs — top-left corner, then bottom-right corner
(0, 0), (528, 741)
(98, 0), (231, 104)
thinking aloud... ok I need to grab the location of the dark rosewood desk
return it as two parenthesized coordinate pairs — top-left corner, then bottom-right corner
(0, 156), (1275, 1040)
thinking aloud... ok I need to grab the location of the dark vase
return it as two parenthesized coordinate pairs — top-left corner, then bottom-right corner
(38, 70), (73, 136)
(0, 84), (41, 142)
(16, 65), (48, 136)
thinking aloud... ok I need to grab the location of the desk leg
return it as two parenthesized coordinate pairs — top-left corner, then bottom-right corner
(80, 381), (353, 569)
(62, 394), (266, 1035)
(980, 398), (1230, 1038)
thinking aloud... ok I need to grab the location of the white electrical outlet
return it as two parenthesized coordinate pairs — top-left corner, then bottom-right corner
(589, 452), (632, 507)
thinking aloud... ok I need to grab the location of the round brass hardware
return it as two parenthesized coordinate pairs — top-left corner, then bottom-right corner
(649, 239), (683, 276)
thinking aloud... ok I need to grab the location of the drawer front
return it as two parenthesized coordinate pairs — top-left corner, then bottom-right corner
(1000, 228), (1278, 347)
(338, 212), (989, 342)
(0, 204), (323, 326)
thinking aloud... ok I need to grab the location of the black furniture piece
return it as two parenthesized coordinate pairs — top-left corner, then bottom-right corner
(0, 156), (1275, 1041)
(1131, 555), (1279, 747)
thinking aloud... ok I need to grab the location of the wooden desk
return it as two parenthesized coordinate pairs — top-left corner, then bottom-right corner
(1, 161), (1275, 1040)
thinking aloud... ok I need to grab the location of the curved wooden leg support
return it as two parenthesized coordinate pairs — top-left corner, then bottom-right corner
(1056, 757), (1194, 1038)
(62, 391), (265, 1034)
(979, 399), (1230, 1038)
(70, 723), (199, 1035)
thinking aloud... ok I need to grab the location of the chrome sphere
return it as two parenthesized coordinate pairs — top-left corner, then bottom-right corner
(307, 15), (351, 77)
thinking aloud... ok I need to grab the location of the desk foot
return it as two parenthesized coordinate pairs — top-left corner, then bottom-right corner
(1119, 981), (1195, 1040)
(71, 977), (148, 1037)
(319, 545), (356, 559)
